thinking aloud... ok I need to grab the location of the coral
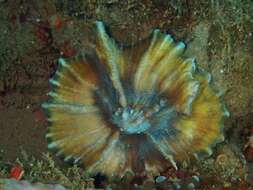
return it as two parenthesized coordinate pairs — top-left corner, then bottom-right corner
(42, 21), (228, 177)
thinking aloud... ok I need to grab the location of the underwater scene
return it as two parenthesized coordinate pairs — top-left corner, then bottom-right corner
(0, 1), (252, 190)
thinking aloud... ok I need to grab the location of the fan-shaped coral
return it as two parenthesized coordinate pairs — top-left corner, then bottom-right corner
(42, 21), (228, 177)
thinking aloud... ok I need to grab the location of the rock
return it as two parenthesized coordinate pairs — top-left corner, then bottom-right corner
(155, 176), (167, 183)
(0, 80), (4, 92)
(0, 179), (69, 190)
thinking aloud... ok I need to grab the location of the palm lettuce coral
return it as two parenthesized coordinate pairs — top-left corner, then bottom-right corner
(42, 21), (228, 177)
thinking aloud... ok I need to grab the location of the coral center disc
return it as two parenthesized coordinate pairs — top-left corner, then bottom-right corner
(113, 106), (151, 134)
(112, 96), (175, 135)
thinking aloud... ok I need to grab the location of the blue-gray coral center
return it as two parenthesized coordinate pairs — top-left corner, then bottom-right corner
(113, 106), (151, 134)
(112, 93), (178, 135)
